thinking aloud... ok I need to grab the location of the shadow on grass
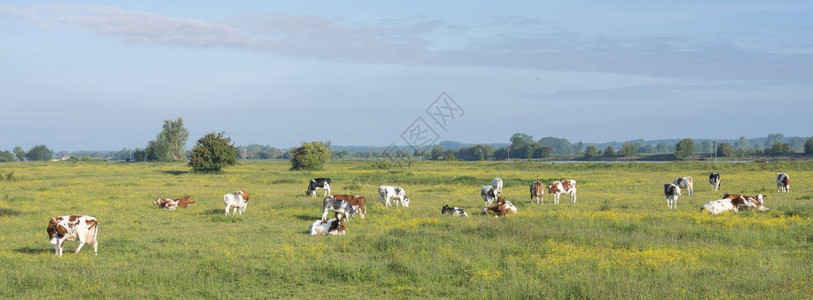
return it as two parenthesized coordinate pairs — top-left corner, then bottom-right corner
(160, 170), (189, 176)
(294, 215), (318, 221)
(15, 247), (51, 255)
(0, 208), (22, 216)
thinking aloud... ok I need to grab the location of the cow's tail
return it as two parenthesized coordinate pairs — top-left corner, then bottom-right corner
(91, 220), (99, 244)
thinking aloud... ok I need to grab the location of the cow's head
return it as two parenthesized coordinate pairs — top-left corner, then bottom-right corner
(238, 190), (249, 201)
(47, 219), (69, 246)
(401, 196), (410, 207)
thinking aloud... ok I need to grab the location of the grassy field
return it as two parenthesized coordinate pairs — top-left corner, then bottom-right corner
(0, 160), (811, 299)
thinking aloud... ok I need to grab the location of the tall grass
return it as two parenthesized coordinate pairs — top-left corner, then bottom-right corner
(0, 160), (810, 298)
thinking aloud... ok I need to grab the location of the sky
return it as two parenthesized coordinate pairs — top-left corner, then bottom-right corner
(2, 1), (812, 151)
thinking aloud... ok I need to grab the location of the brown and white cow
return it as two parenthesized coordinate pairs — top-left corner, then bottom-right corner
(530, 181), (544, 204)
(673, 176), (693, 195)
(721, 193), (769, 211)
(663, 183), (681, 209)
(47, 215), (99, 257)
(547, 180), (577, 204)
(174, 196), (195, 208)
(481, 197), (516, 217)
(330, 194), (366, 219)
(224, 190), (249, 216)
(777, 173), (790, 193)
(700, 195), (755, 215)
(153, 197), (178, 210)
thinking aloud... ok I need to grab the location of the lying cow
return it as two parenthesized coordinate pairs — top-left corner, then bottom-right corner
(47, 215), (99, 257)
(700, 195), (755, 215)
(663, 183), (681, 209)
(174, 196), (195, 208)
(322, 197), (357, 221)
(480, 185), (497, 206)
(153, 197), (178, 210)
(721, 193), (769, 211)
(309, 214), (346, 236)
(530, 181), (544, 204)
(378, 185), (410, 207)
(330, 194), (366, 219)
(224, 190), (249, 216)
(307, 178), (332, 197)
(441, 205), (469, 217)
(481, 197), (516, 217)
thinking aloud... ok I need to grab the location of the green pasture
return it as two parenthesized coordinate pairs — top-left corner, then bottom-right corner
(0, 160), (811, 298)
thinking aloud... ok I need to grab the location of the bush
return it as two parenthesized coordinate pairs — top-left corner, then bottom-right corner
(804, 138), (813, 155)
(290, 141), (330, 171)
(188, 132), (238, 173)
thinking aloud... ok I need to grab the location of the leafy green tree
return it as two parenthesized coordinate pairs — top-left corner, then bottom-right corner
(510, 133), (534, 149)
(736, 136), (750, 151)
(290, 141), (330, 171)
(717, 143), (732, 157)
(604, 145), (616, 157)
(765, 133), (784, 148)
(805, 138), (813, 155)
(538, 137), (572, 154)
(25, 145), (53, 161)
(765, 143), (792, 155)
(430, 145), (444, 160)
(13, 146), (25, 162)
(133, 148), (146, 162)
(0, 150), (15, 162)
(584, 145), (599, 158)
(533, 146), (552, 158)
(700, 140), (713, 153)
(620, 141), (636, 157)
(146, 118), (190, 162)
(188, 132), (238, 172)
(674, 138), (695, 160)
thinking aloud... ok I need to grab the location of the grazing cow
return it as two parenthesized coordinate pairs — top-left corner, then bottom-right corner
(480, 185), (497, 206)
(664, 183), (681, 209)
(322, 197), (357, 221)
(223, 190), (249, 216)
(330, 194), (366, 219)
(174, 196), (195, 208)
(700, 195), (756, 215)
(377, 185), (410, 207)
(721, 193), (769, 211)
(441, 205), (469, 217)
(153, 197), (178, 210)
(307, 178), (332, 197)
(491, 178), (504, 195)
(47, 215), (98, 257)
(530, 181), (545, 204)
(709, 172), (721, 191)
(309, 215), (346, 236)
(547, 180), (577, 204)
(776, 173), (790, 193)
(673, 177), (694, 195)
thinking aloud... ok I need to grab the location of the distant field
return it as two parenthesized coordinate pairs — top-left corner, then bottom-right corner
(0, 160), (811, 298)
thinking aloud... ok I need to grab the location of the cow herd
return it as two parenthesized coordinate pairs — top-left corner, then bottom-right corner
(46, 171), (794, 256)
(664, 172), (791, 215)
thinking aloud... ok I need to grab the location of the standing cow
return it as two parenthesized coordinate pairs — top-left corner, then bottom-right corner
(378, 185), (410, 207)
(547, 180), (577, 204)
(480, 185), (497, 206)
(709, 172), (721, 191)
(673, 176), (694, 196)
(224, 190), (249, 216)
(530, 181), (544, 204)
(663, 183), (681, 209)
(491, 178), (504, 195)
(321, 197), (357, 221)
(307, 178), (332, 197)
(776, 173), (790, 193)
(47, 215), (99, 257)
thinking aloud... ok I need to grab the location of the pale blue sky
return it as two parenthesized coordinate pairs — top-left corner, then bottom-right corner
(2, 1), (811, 151)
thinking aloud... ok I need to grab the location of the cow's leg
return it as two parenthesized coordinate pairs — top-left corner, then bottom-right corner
(571, 192), (577, 204)
(75, 241), (85, 253)
(322, 208), (329, 221)
(225, 205), (230, 216)
(54, 243), (61, 256)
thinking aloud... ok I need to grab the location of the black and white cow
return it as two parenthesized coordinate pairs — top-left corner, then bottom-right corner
(441, 205), (469, 217)
(777, 173), (790, 193)
(663, 183), (681, 209)
(307, 178), (332, 197)
(709, 172), (721, 191)
(480, 185), (497, 206)
(378, 185), (410, 207)
(321, 197), (356, 221)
